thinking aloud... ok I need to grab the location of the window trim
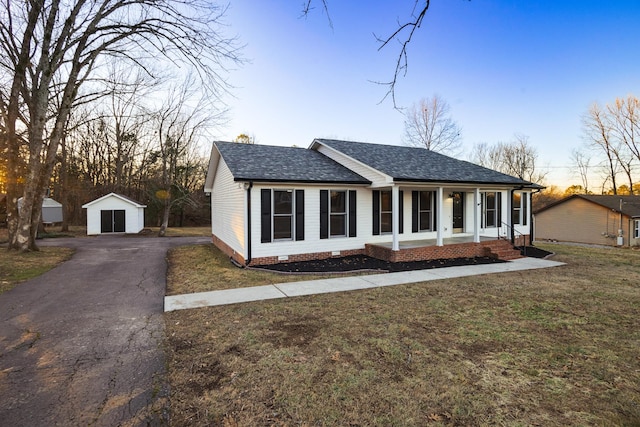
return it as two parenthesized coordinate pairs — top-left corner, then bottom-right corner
(329, 190), (347, 238)
(634, 219), (640, 239)
(380, 190), (392, 234)
(418, 190), (434, 231)
(272, 189), (294, 241)
(482, 191), (502, 228)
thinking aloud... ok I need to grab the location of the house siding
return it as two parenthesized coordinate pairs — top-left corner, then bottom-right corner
(211, 158), (246, 259)
(250, 185), (373, 264)
(315, 145), (390, 187)
(246, 186), (523, 265)
(535, 197), (631, 246)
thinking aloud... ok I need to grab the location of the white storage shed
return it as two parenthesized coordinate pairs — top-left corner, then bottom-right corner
(82, 193), (146, 235)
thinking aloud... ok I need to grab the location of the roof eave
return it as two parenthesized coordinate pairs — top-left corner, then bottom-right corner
(233, 177), (372, 185)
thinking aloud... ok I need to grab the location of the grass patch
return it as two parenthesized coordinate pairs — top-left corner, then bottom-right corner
(0, 247), (74, 294)
(145, 226), (211, 237)
(166, 244), (342, 294)
(165, 243), (640, 426)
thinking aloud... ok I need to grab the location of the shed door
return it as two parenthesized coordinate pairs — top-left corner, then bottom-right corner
(113, 210), (125, 232)
(100, 210), (126, 233)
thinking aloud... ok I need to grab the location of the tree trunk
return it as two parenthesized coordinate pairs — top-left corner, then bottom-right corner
(158, 196), (171, 237)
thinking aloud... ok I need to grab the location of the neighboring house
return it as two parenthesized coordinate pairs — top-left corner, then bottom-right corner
(204, 139), (543, 266)
(534, 194), (640, 247)
(82, 193), (146, 235)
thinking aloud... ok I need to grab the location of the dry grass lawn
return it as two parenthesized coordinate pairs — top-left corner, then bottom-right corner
(165, 243), (640, 426)
(0, 247), (74, 294)
(167, 244), (349, 294)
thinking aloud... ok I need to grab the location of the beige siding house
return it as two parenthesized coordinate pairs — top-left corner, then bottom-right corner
(534, 195), (640, 247)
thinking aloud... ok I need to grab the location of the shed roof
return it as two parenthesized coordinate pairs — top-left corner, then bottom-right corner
(82, 192), (146, 208)
(214, 141), (371, 184)
(313, 139), (543, 188)
(535, 194), (640, 218)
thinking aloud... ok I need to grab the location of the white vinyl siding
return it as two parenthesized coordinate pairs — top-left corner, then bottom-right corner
(211, 158), (246, 256)
(315, 144), (389, 187)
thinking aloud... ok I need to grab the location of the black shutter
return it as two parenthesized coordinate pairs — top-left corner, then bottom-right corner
(372, 190), (380, 235)
(295, 190), (305, 241)
(412, 191), (418, 232)
(348, 190), (357, 237)
(261, 189), (271, 243)
(320, 190), (329, 239)
(433, 192), (437, 230)
(523, 193), (528, 226)
(399, 190), (404, 234)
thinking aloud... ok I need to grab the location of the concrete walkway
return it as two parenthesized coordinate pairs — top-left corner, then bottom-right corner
(165, 257), (565, 312)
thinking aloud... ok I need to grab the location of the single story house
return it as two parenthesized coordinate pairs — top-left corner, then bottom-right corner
(534, 194), (640, 247)
(82, 193), (146, 235)
(204, 138), (543, 266)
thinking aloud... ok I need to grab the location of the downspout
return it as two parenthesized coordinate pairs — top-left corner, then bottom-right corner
(246, 181), (253, 265)
(530, 188), (542, 246)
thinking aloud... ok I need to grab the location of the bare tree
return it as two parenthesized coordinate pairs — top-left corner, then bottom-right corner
(0, 0), (238, 251)
(570, 147), (592, 194)
(583, 102), (621, 195)
(152, 79), (223, 237)
(470, 135), (547, 184)
(303, 1), (468, 105)
(608, 95), (639, 194)
(403, 95), (462, 155)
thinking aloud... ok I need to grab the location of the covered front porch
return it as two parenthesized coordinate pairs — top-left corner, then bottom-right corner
(365, 234), (523, 263)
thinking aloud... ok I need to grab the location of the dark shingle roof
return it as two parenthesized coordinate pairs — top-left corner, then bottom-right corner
(215, 141), (371, 184)
(536, 194), (640, 217)
(315, 138), (542, 187)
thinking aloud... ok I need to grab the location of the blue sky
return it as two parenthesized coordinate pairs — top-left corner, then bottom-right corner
(217, 1), (640, 189)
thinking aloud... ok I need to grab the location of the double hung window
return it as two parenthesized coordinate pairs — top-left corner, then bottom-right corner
(261, 189), (304, 243)
(418, 191), (434, 231)
(380, 190), (392, 233)
(273, 190), (293, 240)
(482, 192), (501, 228)
(330, 190), (347, 237)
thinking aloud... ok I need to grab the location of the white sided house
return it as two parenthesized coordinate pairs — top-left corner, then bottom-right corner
(204, 139), (543, 266)
(82, 193), (146, 235)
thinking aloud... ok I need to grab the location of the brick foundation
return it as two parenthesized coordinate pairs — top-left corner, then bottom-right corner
(366, 239), (522, 263)
(213, 234), (524, 267)
(250, 248), (365, 266)
(211, 234), (246, 266)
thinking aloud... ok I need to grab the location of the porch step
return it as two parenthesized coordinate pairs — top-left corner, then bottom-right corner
(483, 239), (523, 260)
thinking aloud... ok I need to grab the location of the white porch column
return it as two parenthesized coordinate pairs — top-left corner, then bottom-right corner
(474, 188), (481, 243)
(436, 187), (443, 246)
(392, 185), (400, 251)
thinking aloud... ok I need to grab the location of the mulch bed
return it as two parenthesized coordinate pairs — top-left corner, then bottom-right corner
(252, 255), (505, 274)
(252, 246), (554, 274)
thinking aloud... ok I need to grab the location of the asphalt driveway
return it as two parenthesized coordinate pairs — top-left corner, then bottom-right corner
(0, 235), (210, 426)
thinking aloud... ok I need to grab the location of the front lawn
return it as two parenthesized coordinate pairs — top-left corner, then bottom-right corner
(165, 243), (640, 426)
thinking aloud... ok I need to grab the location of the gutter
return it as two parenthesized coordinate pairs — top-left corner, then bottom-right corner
(530, 187), (543, 245)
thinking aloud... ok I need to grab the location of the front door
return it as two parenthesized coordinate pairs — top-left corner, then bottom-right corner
(452, 192), (464, 233)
